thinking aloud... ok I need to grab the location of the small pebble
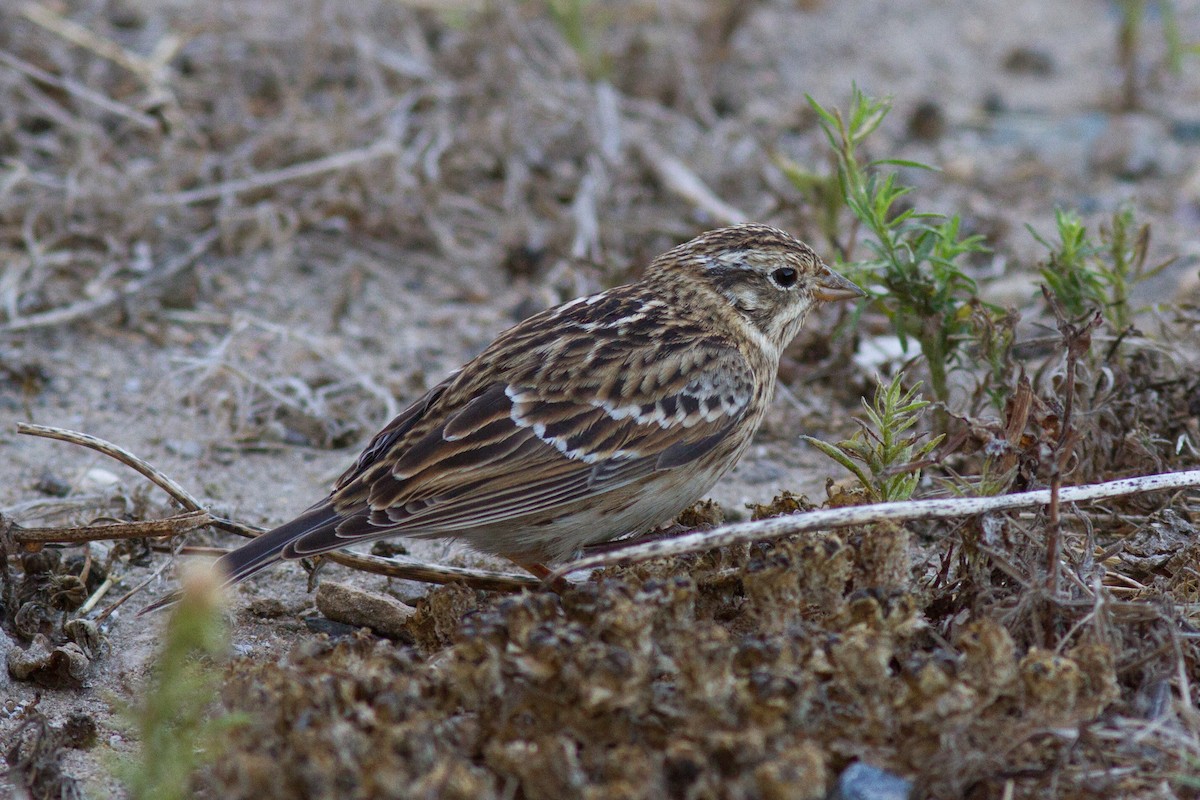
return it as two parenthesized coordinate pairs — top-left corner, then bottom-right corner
(33, 471), (71, 497)
(80, 467), (120, 492)
(1090, 114), (1166, 180)
(164, 438), (204, 459)
(829, 763), (912, 800)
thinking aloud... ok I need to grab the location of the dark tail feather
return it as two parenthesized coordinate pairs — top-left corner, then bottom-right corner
(139, 503), (342, 615)
(214, 502), (343, 585)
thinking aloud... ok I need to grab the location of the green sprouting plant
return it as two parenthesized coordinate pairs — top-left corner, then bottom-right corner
(1030, 204), (1170, 333)
(1031, 208), (1105, 319)
(803, 373), (944, 503)
(1100, 204), (1170, 332)
(805, 87), (990, 417)
(779, 85), (892, 258)
(118, 569), (241, 800)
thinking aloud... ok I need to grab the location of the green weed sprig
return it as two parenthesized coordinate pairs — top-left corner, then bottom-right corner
(804, 373), (943, 503)
(1031, 204), (1170, 335)
(803, 87), (990, 417)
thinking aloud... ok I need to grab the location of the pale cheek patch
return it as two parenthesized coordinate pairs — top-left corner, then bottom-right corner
(721, 285), (761, 313)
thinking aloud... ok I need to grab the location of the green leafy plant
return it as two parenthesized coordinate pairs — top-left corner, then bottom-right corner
(1031, 204), (1170, 333)
(118, 569), (241, 800)
(803, 87), (990, 418)
(804, 373), (944, 503)
(1031, 208), (1105, 319)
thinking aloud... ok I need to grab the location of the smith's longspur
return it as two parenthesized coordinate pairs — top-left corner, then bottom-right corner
(211, 223), (863, 589)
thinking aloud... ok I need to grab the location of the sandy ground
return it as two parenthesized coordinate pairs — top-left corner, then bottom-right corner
(3, 1), (1200, 797)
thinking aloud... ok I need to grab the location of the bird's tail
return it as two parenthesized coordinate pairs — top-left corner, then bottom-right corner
(139, 502), (342, 614)
(214, 502), (342, 585)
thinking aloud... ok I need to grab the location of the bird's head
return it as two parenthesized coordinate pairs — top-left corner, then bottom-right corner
(646, 224), (864, 352)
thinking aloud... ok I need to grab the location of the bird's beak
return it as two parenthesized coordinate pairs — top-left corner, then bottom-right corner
(812, 265), (866, 302)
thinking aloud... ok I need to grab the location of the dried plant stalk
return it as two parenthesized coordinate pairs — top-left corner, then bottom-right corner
(9, 510), (215, 546)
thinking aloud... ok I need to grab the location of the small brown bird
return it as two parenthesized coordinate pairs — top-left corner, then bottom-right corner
(215, 224), (861, 587)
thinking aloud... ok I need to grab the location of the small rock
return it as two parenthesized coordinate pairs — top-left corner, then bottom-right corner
(80, 467), (120, 492)
(164, 438), (204, 459)
(315, 581), (417, 640)
(302, 616), (359, 638)
(829, 763), (912, 800)
(59, 712), (99, 749)
(981, 91), (1006, 115)
(1171, 119), (1200, 144)
(33, 472), (71, 497)
(246, 597), (288, 619)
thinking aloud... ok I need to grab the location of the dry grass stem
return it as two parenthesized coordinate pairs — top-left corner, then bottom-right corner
(321, 549), (539, 592)
(636, 137), (750, 225)
(9, 510), (215, 546)
(0, 49), (160, 129)
(17, 423), (207, 511)
(21, 2), (171, 84)
(146, 139), (400, 207)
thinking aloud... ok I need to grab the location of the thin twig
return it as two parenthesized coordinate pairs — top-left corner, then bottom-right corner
(17, 423), (205, 510)
(146, 139), (399, 206)
(22, 3), (159, 81)
(96, 558), (174, 621)
(0, 49), (159, 130)
(1041, 286), (1103, 595)
(552, 469), (1200, 579)
(324, 550), (539, 592)
(10, 510), (214, 546)
(1, 230), (218, 332)
(635, 137), (749, 226)
(76, 574), (116, 616)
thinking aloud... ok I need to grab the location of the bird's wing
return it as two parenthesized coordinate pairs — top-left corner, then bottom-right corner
(294, 340), (756, 552)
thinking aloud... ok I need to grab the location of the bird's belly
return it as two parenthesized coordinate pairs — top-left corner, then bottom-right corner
(454, 462), (730, 564)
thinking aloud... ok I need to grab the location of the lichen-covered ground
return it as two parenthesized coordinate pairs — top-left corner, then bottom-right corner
(3, 1), (1200, 798)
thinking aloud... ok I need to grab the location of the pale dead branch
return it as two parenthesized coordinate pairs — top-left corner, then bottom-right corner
(554, 469), (1200, 579)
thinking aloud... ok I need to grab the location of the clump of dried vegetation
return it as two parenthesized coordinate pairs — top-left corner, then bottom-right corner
(3, 2), (1200, 799)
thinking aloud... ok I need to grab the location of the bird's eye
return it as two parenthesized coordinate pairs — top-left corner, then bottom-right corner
(770, 267), (798, 288)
